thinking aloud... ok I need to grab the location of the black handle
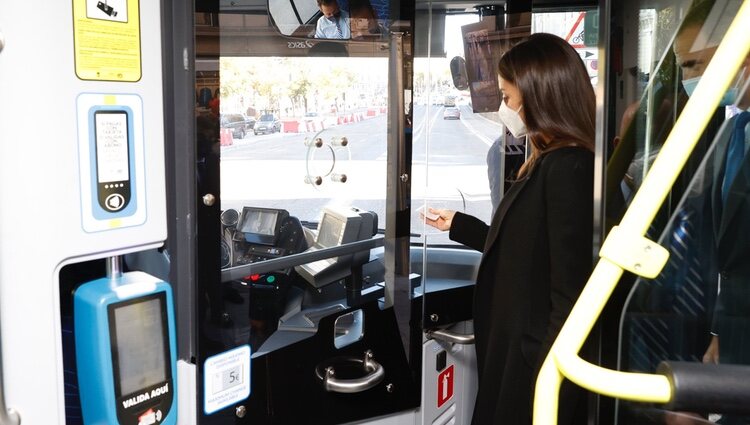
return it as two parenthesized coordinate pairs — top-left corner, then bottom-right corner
(657, 361), (750, 414)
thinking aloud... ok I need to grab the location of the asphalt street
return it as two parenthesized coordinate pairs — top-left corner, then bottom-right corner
(220, 104), (504, 242)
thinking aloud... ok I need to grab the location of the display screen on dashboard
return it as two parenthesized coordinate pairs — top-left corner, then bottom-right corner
(239, 209), (278, 236)
(317, 213), (345, 248)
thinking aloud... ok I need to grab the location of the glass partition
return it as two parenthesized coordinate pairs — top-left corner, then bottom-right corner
(610, 0), (749, 423)
(193, 0), (419, 422)
(216, 71), (389, 350)
(412, 5), (598, 332)
(413, 11), (494, 247)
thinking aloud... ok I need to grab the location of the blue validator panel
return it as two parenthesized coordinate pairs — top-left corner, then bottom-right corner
(74, 272), (177, 425)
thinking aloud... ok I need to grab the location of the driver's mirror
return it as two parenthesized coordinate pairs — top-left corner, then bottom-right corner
(269, 0), (389, 40)
(450, 56), (469, 91)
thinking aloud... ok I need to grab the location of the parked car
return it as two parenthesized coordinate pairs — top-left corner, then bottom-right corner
(254, 114), (282, 135)
(221, 114), (248, 139)
(243, 114), (256, 129)
(443, 106), (461, 120)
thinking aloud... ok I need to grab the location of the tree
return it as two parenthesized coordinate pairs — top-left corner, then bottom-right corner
(316, 67), (356, 113)
(220, 58), (259, 111)
(289, 73), (313, 115)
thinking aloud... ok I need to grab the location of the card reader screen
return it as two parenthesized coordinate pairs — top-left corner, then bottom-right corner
(94, 111), (130, 183)
(317, 213), (345, 248)
(112, 297), (167, 396)
(239, 209), (278, 236)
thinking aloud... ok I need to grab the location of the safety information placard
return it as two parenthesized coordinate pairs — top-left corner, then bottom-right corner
(204, 345), (251, 414)
(72, 0), (141, 81)
(437, 365), (454, 408)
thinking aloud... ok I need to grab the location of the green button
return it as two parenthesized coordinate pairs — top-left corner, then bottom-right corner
(266, 275), (276, 283)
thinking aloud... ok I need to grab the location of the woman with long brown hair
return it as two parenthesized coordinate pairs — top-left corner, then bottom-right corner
(425, 33), (595, 424)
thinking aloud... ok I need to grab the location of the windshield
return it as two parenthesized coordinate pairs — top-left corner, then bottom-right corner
(411, 11), (598, 245)
(210, 11), (597, 242)
(214, 56), (388, 226)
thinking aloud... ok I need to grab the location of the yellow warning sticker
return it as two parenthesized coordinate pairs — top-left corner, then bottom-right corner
(72, 0), (141, 82)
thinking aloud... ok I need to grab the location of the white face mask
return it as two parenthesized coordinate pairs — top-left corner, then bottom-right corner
(498, 100), (527, 137)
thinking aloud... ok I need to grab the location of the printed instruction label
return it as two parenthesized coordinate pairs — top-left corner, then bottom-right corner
(204, 345), (251, 414)
(72, 0), (141, 81)
(77, 93), (146, 231)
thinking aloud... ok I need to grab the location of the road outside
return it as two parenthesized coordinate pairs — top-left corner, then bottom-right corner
(221, 103), (504, 244)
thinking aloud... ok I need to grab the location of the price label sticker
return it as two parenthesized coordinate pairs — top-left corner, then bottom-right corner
(204, 345), (251, 414)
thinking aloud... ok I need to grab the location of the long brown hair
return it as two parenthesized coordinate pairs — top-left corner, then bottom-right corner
(498, 33), (596, 177)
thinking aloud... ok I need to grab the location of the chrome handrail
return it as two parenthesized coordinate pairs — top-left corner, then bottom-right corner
(221, 236), (385, 282)
(426, 329), (475, 345)
(318, 350), (385, 394)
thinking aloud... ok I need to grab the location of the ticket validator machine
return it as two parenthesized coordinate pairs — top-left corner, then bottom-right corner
(0, 0), (172, 423)
(74, 257), (177, 425)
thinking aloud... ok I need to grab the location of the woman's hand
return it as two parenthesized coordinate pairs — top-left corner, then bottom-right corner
(422, 208), (456, 231)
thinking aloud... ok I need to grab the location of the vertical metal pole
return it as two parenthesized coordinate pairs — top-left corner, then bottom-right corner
(594, 0), (611, 253)
(106, 256), (124, 281)
(384, 32), (407, 310)
(384, 30), (414, 359)
(162, 0), (197, 360)
(592, 1), (611, 424)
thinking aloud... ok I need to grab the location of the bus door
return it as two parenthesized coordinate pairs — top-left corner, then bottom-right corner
(182, 0), (423, 422)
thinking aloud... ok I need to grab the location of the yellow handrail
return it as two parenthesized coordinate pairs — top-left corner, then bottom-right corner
(533, 1), (750, 424)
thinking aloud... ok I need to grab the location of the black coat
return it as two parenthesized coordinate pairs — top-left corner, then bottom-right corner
(710, 114), (750, 365)
(450, 147), (593, 425)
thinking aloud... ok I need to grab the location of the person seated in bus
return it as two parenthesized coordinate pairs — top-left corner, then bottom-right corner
(423, 33), (594, 425)
(315, 0), (350, 39)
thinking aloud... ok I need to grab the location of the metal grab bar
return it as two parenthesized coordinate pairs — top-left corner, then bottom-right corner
(533, 2), (750, 424)
(316, 350), (385, 394)
(221, 236), (384, 282)
(426, 329), (475, 345)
